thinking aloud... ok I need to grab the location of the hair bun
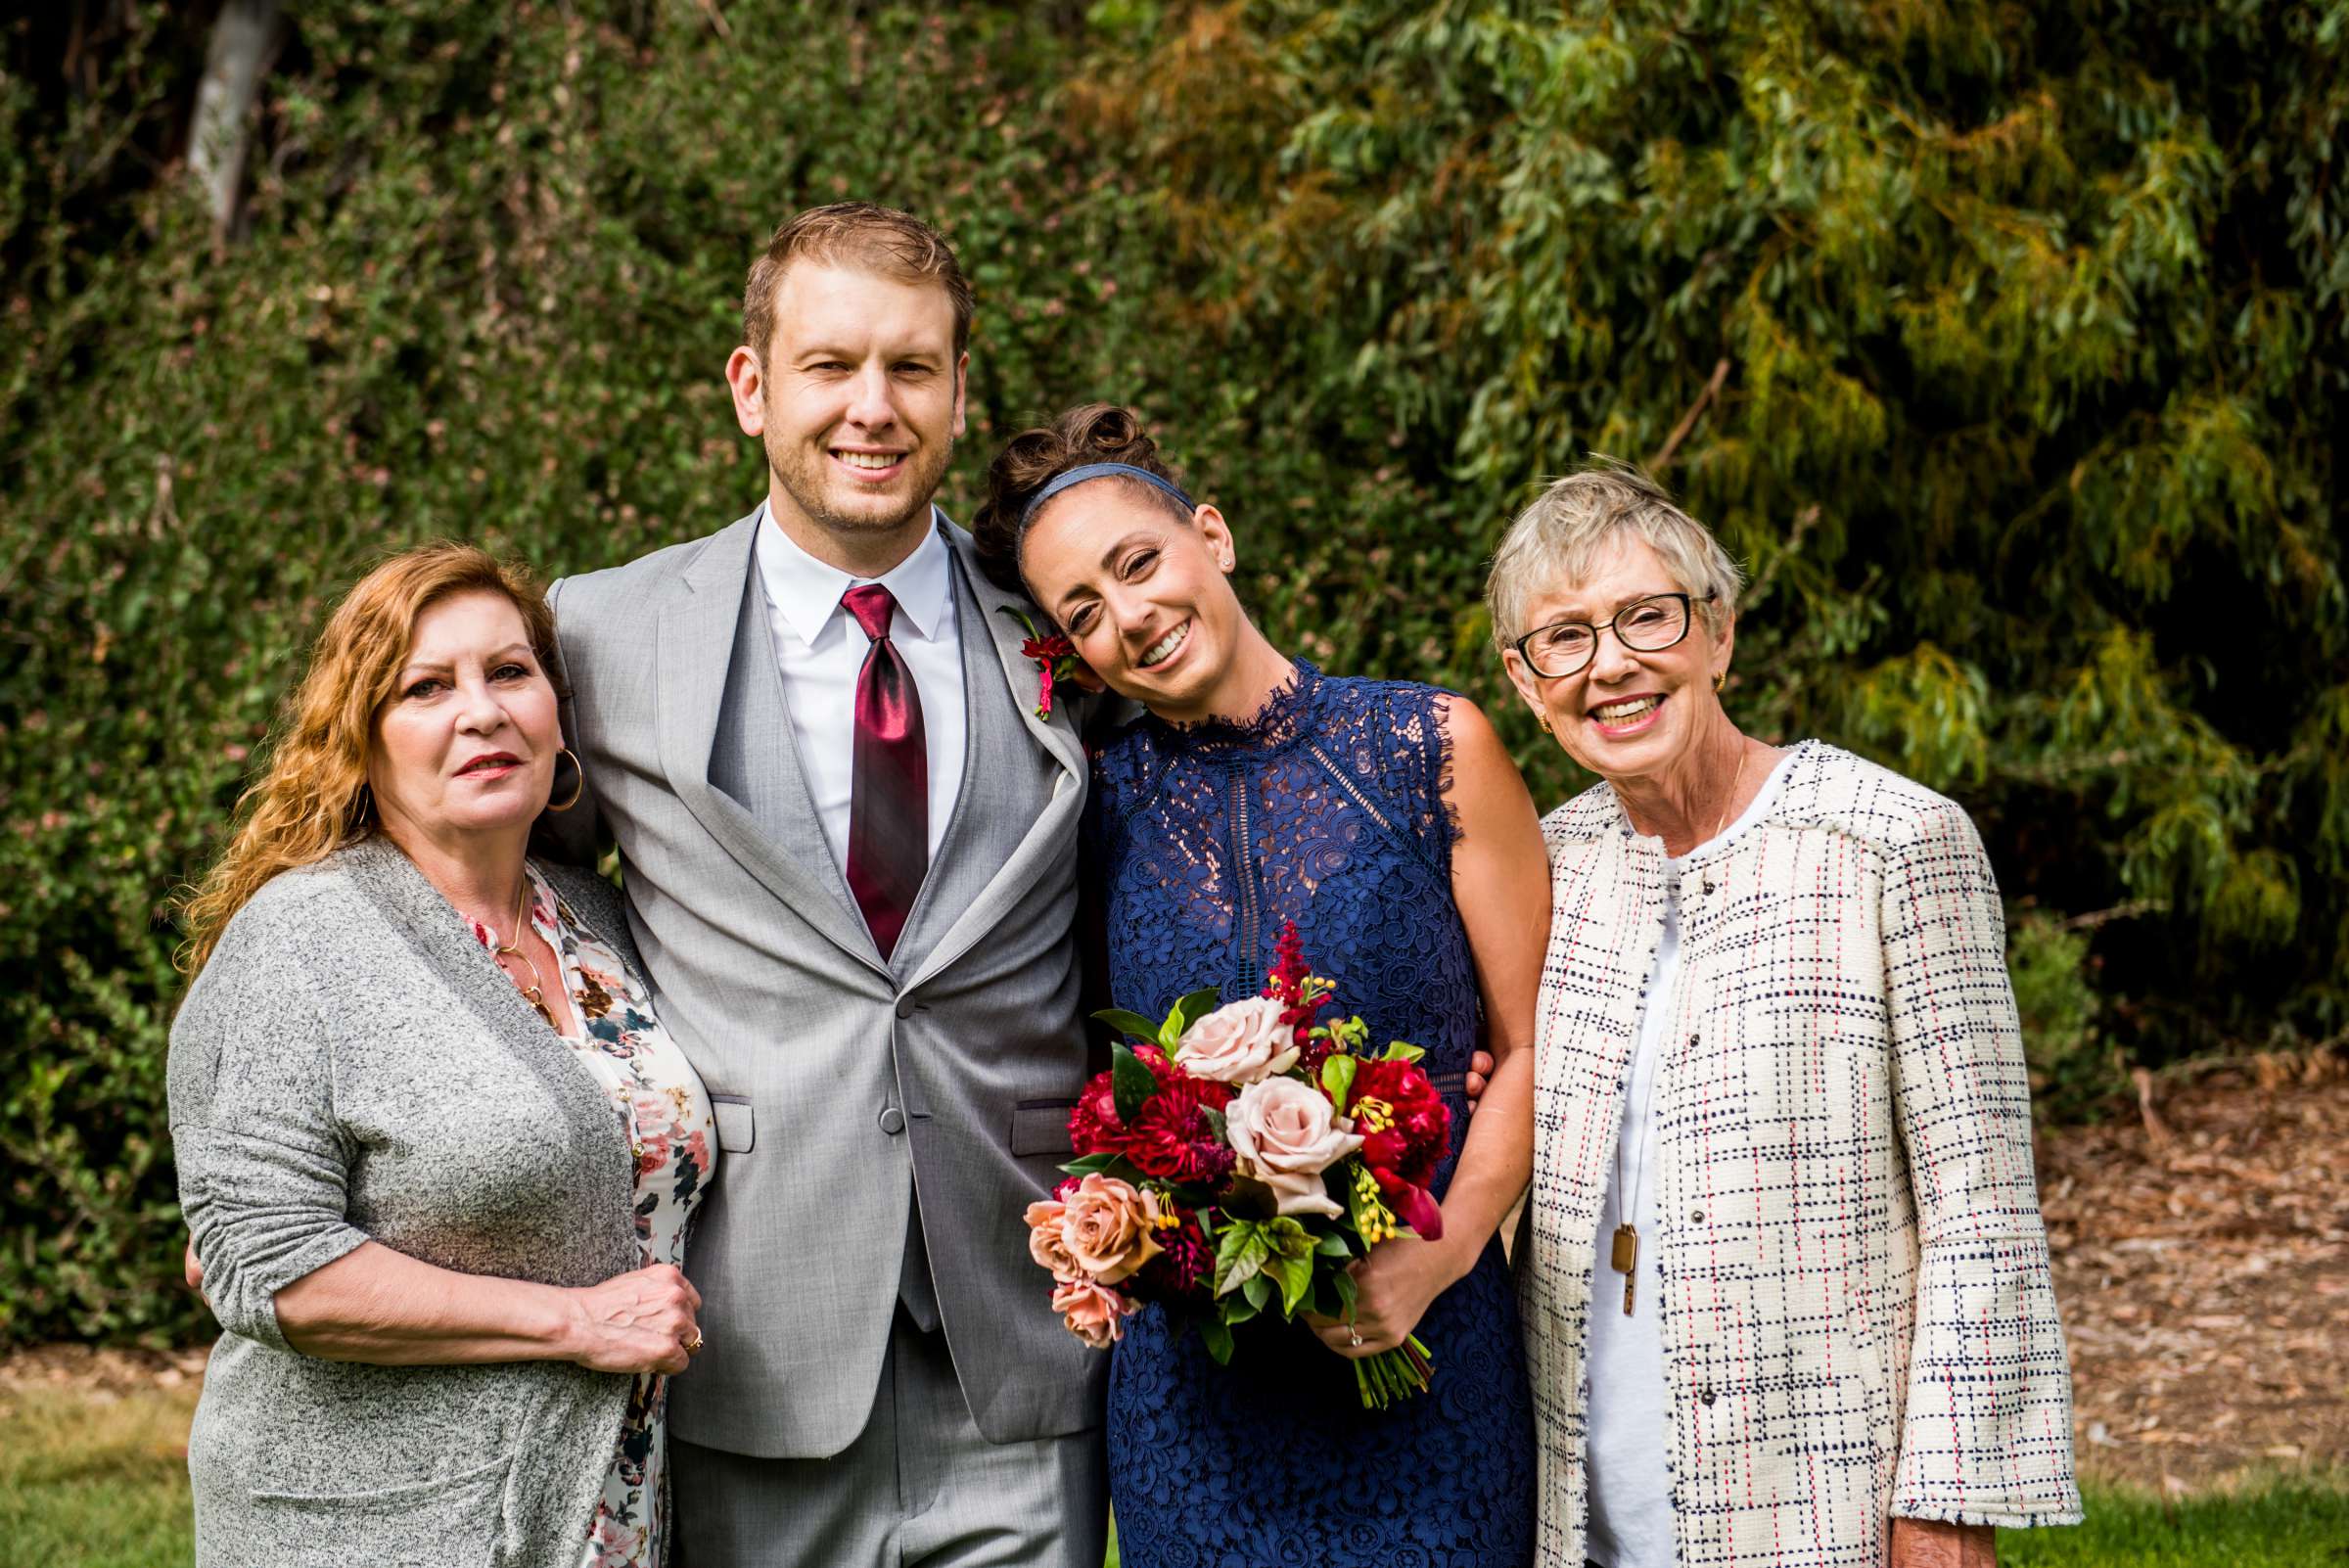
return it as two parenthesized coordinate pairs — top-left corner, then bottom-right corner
(972, 403), (1188, 593)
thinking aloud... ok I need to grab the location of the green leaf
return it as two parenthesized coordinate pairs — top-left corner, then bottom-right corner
(1315, 1229), (1355, 1259)
(1201, 1104), (1227, 1141)
(1380, 1040), (1426, 1064)
(1331, 1269), (1359, 1318)
(1265, 1250), (1313, 1317)
(1212, 1220), (1272, 1297)
(1111, 1041), (1155, 1125)
(1262, 1215), (1314, 1260)
(1319, 1053), (1358, 1111)
(1168, 987), (1226, 1043)
(1092, 1008), (1162, 1044)
(1197, 1316), (1235, 1364)
(1058, 1152), (1145, 1183)
(1241, 1271), (1272, 1311)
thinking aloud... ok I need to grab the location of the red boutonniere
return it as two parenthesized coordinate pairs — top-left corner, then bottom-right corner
(999, 606), (1084, 720)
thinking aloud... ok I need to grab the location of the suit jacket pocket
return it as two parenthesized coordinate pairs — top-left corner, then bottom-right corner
(1008, 1098), (1078, 1158)
(711, 1094), (754, 1153)
(246, 1450), (510, 1567)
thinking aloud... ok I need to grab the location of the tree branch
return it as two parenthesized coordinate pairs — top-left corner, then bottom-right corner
(187, 0), (286, 242)
(1647, 355), (1731, 473)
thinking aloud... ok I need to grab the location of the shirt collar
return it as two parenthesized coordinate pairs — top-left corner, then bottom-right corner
(754, 500), (954, 647)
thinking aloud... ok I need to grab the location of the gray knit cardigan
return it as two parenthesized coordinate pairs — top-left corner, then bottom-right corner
(169, 838), (649, 1568)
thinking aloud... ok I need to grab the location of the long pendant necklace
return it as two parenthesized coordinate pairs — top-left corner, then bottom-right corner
(487, 875), (556, 1029)
(1611, 740), (1749, 1315)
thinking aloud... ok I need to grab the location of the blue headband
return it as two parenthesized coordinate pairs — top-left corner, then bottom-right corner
(1018, 462), (1196, 527)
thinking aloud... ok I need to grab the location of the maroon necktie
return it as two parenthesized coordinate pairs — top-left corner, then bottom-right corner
(842, 584), (928, 959)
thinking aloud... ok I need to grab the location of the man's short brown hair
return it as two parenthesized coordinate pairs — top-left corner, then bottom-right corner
(741, 203), (974, 361)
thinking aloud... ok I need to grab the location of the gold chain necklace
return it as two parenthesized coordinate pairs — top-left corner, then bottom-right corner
(486, 875), (556, 1029)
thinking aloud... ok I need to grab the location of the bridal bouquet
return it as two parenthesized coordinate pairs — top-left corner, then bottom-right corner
(1023, 923), (1452, 1407)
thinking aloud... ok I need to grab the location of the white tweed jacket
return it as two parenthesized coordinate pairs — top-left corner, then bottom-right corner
(1521, 740), (2081, 1567)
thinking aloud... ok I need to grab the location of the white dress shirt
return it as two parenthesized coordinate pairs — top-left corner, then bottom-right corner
(1585, 750), (1795, 1568)
(752, 502), (967, 877)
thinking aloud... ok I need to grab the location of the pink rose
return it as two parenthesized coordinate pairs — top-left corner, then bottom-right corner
(1174, 995), (1300, 1084)
(1024, 1198), (1082, 1282)
(1053, 1278), (1139, 1349)
(1227, 1077), (1362, 1219)
(1058, 1174), (1164, 1285)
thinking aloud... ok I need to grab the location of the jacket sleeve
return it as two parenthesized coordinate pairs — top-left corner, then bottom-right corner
(167, 896), (371, 1351)
(1881, 802), (2084, 1527)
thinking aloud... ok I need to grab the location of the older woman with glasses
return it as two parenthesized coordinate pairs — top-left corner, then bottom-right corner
(1490, 465), (2080, 1568)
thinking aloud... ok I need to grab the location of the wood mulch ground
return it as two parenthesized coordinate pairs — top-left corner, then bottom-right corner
(2040, 1048), (2348, 1492)
(9, 1054), (2345, 1493)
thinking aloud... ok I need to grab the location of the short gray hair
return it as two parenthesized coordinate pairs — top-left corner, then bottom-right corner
(1484, 461), (1745, 650)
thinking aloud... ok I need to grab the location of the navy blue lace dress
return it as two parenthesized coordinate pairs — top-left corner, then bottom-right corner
(1088, 663), (1535, 1568)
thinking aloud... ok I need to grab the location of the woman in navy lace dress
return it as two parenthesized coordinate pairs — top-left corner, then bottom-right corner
(974, 405), (1543, 1567)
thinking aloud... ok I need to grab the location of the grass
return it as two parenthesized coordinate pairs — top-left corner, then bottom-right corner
(0, 1379), (202, 1568)
(2, 1377), (2338, 1568)
(2003, 1477), (2349, 1567)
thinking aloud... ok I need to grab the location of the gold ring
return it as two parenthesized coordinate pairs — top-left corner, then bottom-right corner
(684, 1332), (705, 1354)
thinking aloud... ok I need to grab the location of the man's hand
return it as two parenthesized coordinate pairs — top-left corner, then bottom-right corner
(1465, 1048), (1495, 1108)
(1890, 1519), (1994, 1567)
(184, 1239), (207, 1306)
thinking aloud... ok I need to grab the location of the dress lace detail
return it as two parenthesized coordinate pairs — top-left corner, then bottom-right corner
(1090, 664), (1534, 1568)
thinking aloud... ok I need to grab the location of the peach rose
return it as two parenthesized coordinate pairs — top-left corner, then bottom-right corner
(1059, 1173), (1164, 1285)
(1174, 995), (1300, 1084)
(1227, 1077), (1362, 1219)
(1053, 1278), (1139, 1349)
(1025, 1198), (1083, 1282)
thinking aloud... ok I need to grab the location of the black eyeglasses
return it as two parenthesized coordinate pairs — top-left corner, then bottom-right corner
(1511, 592), (1713, 678)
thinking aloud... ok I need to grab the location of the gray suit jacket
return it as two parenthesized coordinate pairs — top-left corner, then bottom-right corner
(168, 840), (650, 1568)
(542, 510), (1106, 1456)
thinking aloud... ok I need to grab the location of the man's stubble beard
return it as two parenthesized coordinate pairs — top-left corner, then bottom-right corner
(762, 425), (956, 542)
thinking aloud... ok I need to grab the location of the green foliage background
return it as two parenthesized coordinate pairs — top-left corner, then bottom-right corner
(0, 0), (2340, 1344)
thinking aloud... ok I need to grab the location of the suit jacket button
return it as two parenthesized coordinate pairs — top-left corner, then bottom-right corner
(1699, 1387), (1718, 1407)
(895, 997), (917, 1020)
(878, 1106), (906, 1135)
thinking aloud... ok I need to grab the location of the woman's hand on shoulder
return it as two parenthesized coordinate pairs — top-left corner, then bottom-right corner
(562, 1263), (704, 1376)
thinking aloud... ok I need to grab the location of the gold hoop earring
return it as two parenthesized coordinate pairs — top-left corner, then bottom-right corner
(1535, 711), (1551, 733)
(548, 747), (585, 813)
(1713, 670), (1727, 694)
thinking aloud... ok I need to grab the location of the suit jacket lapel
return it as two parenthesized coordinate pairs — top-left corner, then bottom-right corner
(903, 527), (1085, 992)
(658, 511), (888, 978)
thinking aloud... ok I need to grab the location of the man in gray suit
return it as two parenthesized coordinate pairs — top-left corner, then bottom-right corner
(540, 204), (1107, 1567)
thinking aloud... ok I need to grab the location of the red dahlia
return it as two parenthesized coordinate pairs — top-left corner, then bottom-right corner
(1069, 1047), (1235, 1187)
(1135, 1206), (1214, 1301)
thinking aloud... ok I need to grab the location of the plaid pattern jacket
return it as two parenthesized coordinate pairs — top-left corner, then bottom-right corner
(1521, 741), (2081, 1567)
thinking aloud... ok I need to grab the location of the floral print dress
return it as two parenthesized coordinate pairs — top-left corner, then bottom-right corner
(467, 864), (714, 1568)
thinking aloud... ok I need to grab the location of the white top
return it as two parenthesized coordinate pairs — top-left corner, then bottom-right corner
(752, 502), (967, 875)
(1585, 749), (1796, 1568)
